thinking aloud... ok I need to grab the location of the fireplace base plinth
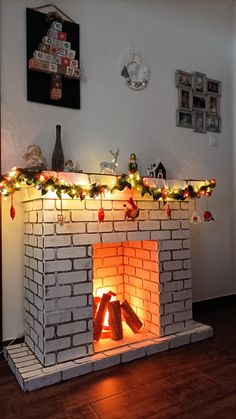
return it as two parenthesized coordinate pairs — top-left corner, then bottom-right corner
(4, 322), (213, 392)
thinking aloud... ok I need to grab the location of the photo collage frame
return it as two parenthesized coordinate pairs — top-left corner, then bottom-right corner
(176, 70), (221, 133)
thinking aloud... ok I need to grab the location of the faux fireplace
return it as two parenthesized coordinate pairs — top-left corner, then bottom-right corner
(4, 173), (213, 391)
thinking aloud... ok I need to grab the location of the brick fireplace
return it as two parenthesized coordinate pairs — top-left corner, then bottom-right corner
(4, 173), (213, 391)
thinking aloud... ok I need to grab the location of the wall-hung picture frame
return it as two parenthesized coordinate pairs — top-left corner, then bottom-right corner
(192, 94), (206, 110)
(175, 70), (192, 89)
(207, 78), (222, 96)
(176, 110), (193, 128)
(193, 110), (206, 133)
(27, 8), (80, 109)
(207, 94), (220, 115)
(193, 72), (206, 95)
(178, 88), (192, 111)
(207, 115), (221, 133)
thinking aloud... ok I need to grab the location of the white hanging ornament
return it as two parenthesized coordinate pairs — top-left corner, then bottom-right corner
(120, 46), (150, 90)
(190, 199), (201, 224)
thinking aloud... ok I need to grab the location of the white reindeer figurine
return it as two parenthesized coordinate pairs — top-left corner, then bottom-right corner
(100, 148), (119, 174)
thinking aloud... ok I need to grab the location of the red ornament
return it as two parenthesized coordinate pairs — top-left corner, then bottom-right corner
(124, 197), (139, 221)
(166, 204), (171, 219)
(204, 210), (215, 222)
(98, 196), (105, 223)
(10, 193), (15, 220)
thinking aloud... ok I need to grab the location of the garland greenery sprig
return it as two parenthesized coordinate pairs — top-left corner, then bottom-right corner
(0, 167), (216, 202)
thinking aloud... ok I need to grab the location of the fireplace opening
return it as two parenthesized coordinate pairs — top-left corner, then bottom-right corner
(93, 240), (160, 352)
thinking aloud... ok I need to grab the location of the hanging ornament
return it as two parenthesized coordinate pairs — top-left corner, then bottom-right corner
(204, 199), (215, 221)
(57, 198), (64, 225)
(98, 195), (105, 223)
(166, 204), (171, 219)
(124, 197), (139, 221)
(10, 193), (15, 220)
(129, 153), (138, 174)
(190, 199), (201, 224)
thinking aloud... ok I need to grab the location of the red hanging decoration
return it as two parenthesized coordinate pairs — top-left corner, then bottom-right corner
(10, 193), (15, 220)
(166, 204), (171, 219)
(124, 197), (139, 221)
(98, 196), (105, 223)
(204, 199), (215, 221)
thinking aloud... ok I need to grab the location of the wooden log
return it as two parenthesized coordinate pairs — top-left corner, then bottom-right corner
(121, 299), (143, 333)
(108, 300), (123, 341)
(93, 293), (111, 341)
(93, 296), (101, 319)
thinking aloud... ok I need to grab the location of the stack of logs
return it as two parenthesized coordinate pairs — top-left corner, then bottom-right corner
(93, 291), (143, 341)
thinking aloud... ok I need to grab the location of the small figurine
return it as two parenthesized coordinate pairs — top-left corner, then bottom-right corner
(64, 160), (74, 172)
(124, 198), (139, 221)
(147, 160), (166, 179)
(100, 148), (119, 174)
(23, 144), (47, 171)
(129, 153), (138, 174)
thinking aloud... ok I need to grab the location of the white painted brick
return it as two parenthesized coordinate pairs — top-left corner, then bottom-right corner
(29, 281), (37, 294)
(160, 240), (182, 251)
(73, 233), (100, 246)
(136, 201), (159, 210)
(29, 212), (37, 223)
(184, 279), (192, 289)
(164, 281), (183, 292)
(25, 246), (33, 257)
(45, 274), (56, 286)
(46, 337), (71, 353)
(44, 248), (55, 260)
(43, 211), (58, 223)
(57, 296), (87, 310)
(191, 325), (212, 342)
(163, 260), (182, 271)
(161, 220), (180, 230)
(171, 210), (189, 220)
(44, 235), (71, 247)
(165, 301), (185, 314)
(57, 199), (85, 210)
(149, 210), (167, 220)
(73, 332), (93, 346)
(139, 221), (160, 231)
(114, 221), (138, 231)
(57, 247), (86, 259)
(72, 307), (93, 320)
(33, 272), (42, 285)
(150, 230), (171, 240)
(183, 239), (191, 249)
(46, 310), (71, 325)
(174, 290), (192, 301)
(46, 285), (71, 299)
(165, 322), (185, 335)
(181, 220), (190, 229)
(86, 200), (112, 210)
(56, 223), (86, 234)
(38, 212), (42, 223)
(122, 347), (146, 363)
(160, 314), (173, 326)
(173, 250), (191, 260)
(172, 229), (190, 239)
(160, 202), (180, 210)
(44, 353), (56, 366)
(25, 224), (33, 234)
(102, 232), (126, 243)
(24, 213), (29, 223)
(25, 371), (61, 391)
(127, 231), (150, 241)
(57, 321), (87, 336)
(43, 200), (55, 210)
(34, 248), (43, 260)
(38, 237), (43, 248)
(34, 296), (43, 310)
(28, 235), (37, 246)
(159, 272), (172, 283)
(170, 330), (191, 347)
(71, 210), (95, 222)
(25, 202), (33, 211)
(74, 258), (92, 270)
(159, 292), (172, 304)
(173, 270), (191, 280)
(43, 224), (55, 235)
(146, 339), (170, 355)
(174, 310), (192, 322)
(94, 355), (121, 371)
(58, 271), (88, 284)
(57, 346), (87, 363)
(45, 260), (72, 273)
(62, 362), (92, 380)
(185, 299), (192, 310)
(25, 267), (33, 280)
(46, 327), (55, 339)
(26, 290), (34, 303)
(183, 259), (191, 269)
(34, 320), (43, 337)
(33, 224), (42, 236)
(87, 222), (113, 233)
(74, 282), (93, 295)
(159, 251), (171, 261)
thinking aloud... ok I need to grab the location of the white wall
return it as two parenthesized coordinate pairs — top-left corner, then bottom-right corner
(1, 0), (235, 339)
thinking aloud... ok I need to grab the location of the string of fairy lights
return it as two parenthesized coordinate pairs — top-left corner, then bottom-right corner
(0, 167), (216, 202)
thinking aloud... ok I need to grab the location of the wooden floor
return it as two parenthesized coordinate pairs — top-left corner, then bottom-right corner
(1, 299), (236, 419)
